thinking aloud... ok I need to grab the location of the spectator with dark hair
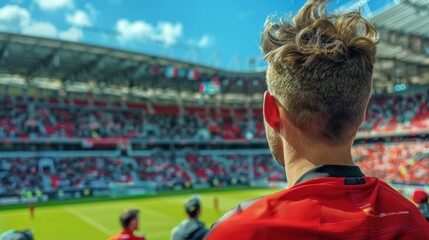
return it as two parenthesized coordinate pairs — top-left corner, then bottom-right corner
(108, 209), (146, 240)
(171, 196), (208, 240)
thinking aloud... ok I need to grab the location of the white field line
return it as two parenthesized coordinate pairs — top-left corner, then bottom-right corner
(66, 207), (114, 236)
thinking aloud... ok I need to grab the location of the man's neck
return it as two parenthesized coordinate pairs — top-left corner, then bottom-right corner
(284, 142), (354, 186)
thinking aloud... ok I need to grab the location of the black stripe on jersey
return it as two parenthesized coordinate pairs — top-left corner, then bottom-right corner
(294, 165), (365, 186)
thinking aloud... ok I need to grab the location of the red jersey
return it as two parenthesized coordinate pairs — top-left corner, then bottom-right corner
(108, 229), (146, 240)
(205, 165), (429, 240)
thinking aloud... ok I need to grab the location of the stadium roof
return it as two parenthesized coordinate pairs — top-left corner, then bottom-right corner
(371, 0), (429, 91)
(0, 0), (429, 103)
(0, 32), (265, 105)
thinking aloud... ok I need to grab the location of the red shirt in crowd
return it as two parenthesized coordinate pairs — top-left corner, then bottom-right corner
(204, 165), (429, 240)
(108, 229), (146, 240)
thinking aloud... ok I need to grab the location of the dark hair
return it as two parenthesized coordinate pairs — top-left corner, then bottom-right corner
(120, 209), (139, 228)
(121, 215), (136, 228)
(187, 208), (200, 218)
(186, 198), (201, 218)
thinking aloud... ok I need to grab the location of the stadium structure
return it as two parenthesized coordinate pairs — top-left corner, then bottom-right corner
(0, 0), (429, 206)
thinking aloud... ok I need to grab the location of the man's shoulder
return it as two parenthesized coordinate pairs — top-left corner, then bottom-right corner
(210, 181), (330, 224)
(171, 224), (181, 239)
(205, 193), (280, 240)
(204, 178), (379, 238)
(204, 190), (301, 240)
(376, 179), (424, 206)
(210, 184), (327, 227)
(211, 197), (264, 228)
(172, 218), (209, 240)
(205, 178), (429, 239)
(108, 233), (121, 240)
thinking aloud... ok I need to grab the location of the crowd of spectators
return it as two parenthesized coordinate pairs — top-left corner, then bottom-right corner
(360, 89), (429, 134)
(52, 157), (132, 189)
(0, 98), (263, 140)
(0, 157), (42, 196)
(134, 152), (191, 190)
(0, 157), (132, 196)
(1, 88), (427, 140)
(2, 138), (427, 197)
(0, 90), (429, 140)
(0, 152), (283, 196)
(353, 139), (429, 185)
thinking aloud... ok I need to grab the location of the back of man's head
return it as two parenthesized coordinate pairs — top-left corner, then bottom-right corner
(186, 197), (201, 219)
(261, 0), (378, 145)
(120, 209), (139, 229)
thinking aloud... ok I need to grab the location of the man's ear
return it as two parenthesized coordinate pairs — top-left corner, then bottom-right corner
(263, 91), (280, 131)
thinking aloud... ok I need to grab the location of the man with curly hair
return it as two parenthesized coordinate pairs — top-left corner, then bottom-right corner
(204, 0), (429, 239)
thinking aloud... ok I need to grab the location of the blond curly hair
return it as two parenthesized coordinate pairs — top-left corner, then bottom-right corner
(261, 0), (378, 144)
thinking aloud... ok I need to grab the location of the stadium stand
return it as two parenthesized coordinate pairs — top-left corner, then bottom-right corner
(360, 89), (429, 134)
(0, 153), (283, 195)
(1, 136), (428, 197)
(0, 87), (429, 198)
(353, 140), (429, 185)
(1, 88), (429, 140)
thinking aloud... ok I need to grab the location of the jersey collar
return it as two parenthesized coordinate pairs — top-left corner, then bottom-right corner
(294, 165), (365, 186)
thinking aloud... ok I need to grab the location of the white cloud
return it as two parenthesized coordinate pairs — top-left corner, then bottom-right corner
(116, 19), (153, 40)
(0, 4), (85, 41)
(59, 26), (83, 41)
(115, 19), (183, 46)
(22, 21), (57, 37)
(66, 10), (92, 26)
(187, 35), (215, 48)
(34, 0), (73, 11)
(0, 5), (58, 38)
(197, 35), (214, 48)
(0, 4), (30, 32)
(156, 22), (182, 46)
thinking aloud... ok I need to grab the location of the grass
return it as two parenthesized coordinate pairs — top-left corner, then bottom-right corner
(0, 188), (279, 240)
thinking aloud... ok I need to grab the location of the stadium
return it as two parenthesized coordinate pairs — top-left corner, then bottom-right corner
(1, 0), (429, 239)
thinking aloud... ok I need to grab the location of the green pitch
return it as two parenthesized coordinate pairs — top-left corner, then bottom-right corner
(0, 188), (279, 240)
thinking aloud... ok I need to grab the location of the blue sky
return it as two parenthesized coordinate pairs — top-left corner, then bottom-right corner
(0, 0), (395, 71)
